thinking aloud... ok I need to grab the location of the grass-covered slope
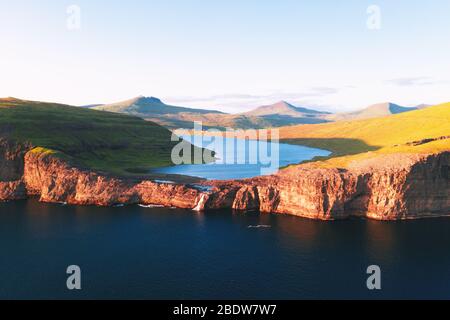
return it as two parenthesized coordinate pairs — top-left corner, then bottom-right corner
(279, 102), (450, 167)
(0, 98), (195, 176)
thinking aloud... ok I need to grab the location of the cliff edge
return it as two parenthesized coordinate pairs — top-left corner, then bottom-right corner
(202, 152), (449, 220)
(1, 138), (448, 220)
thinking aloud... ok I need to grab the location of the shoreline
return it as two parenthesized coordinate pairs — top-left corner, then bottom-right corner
(5, 197), (450, 223)
(1, 138), (448, 221)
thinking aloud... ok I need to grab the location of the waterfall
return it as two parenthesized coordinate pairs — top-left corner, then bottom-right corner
(193, 194), (208, 212)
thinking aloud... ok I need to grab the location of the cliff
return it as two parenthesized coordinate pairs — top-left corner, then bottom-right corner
(0, 137), (449, 220)
(0, 139), (29, 200)
(202, 152), (449, 220)
(0, 138), (203, 208)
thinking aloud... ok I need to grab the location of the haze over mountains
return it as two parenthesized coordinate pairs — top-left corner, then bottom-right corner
(327, 102), (419, 121)
(239, 101), (331, 126)
(88, 96), (426, 129)
(242, 101), (330, 117)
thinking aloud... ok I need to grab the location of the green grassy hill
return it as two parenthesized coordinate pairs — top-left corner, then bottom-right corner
(279, 102), (450, 167)
(0, 98), (201, 176)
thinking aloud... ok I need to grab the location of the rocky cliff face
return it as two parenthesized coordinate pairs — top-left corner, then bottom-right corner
(200, 152), (450, 220)
(0, 137), (448, 220)
(0, 138), (29, 200)
(22, 150), (203, 208)
(0, 139), (203, 208)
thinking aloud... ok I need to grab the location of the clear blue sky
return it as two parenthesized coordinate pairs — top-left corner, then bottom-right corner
(1, 0), (449, 112)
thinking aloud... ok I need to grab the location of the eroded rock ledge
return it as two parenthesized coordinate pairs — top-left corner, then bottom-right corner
(0, 138), (449, 220)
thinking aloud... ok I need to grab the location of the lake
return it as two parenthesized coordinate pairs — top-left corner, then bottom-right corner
(1, 199), (450, 299)
(152, 135), (331, 180)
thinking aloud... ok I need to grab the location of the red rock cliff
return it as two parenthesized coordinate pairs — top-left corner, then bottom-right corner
(201, 152), (450, 220)
(0, 139), (29, 200)
(0, 138), (203, 208)
(0, 138), (448, 220)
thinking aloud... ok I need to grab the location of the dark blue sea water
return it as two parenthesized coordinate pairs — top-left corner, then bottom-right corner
(1, 198), (450, 299)
(153, 136), (330, 180)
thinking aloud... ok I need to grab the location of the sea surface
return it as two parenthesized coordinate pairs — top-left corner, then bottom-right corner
(1, 199), (450, 299)
(1, 139), (449, 300)
(152, 135), (331, 180)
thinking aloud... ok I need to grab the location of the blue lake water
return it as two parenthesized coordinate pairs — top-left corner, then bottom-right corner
(152, 135), (331, 180)
(1, 199), (450, 299)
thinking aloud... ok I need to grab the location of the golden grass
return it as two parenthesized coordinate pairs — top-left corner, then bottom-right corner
(30, 147), (59, 155)
(279, 102), (450, 168)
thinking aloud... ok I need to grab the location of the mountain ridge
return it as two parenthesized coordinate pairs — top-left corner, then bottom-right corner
(242, 100), (331, 117)
(91, 97), (332, 129)
(93, 96), (224, 115)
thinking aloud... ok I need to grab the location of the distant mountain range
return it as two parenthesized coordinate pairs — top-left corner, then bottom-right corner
(91, 97), (332, 129)
(326, 102), (419, 121)
(89, 96), (428, 129)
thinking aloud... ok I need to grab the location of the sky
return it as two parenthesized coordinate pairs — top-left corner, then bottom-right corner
(1, 0), (449, 113)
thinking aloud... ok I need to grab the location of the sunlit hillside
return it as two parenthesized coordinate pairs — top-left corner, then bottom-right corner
(279, 102), (450, 167)
(0, 98), (203, 177)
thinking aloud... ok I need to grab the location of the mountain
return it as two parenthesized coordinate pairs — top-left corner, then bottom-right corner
(237, 101), (331, 126)
(93, 96), (231, 129)
(0, 97), (205, 176)
(93, 96), (224, 116)
(328, 102), (417, 121)
(90, 97), (424, 130)
(91, 97), (332, 129)
(243, 101), (329, 117)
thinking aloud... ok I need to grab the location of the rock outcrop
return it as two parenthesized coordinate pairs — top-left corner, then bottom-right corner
(0, 138), (203, 208)
(201, 152), (450, 220)
(0, 139), (29, 200)
(0, 137), (449, 220)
